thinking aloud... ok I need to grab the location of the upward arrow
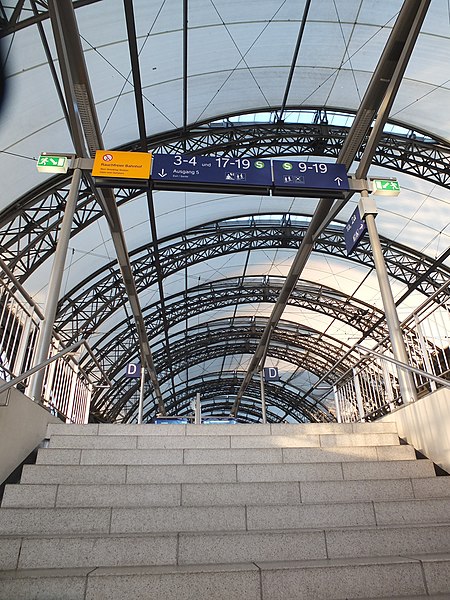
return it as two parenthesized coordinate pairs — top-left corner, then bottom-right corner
(334, 177), (343, 186)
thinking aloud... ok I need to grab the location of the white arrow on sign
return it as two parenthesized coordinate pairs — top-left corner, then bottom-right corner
(334, 177), (343, 186)
(158, 169), (167, 178)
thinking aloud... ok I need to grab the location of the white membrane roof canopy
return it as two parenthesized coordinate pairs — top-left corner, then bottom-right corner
(0, 0), (449, 422)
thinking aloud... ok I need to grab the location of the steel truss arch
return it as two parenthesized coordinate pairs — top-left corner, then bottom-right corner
(166, 379), (334, 423)
(140, 376), (323, 424)
(100, 307), (356, 397)
(87, 275), (384, 396)
(89, 278), (382, 427)
(97, 314), (350, 420)
(114, 366), (332, 425)
(51, 216), (448, 346)
(1, 122), (450, 283)
(108, 334), (333, 422)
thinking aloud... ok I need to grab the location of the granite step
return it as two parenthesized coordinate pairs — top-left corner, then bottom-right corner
(35, 443), (414, 466)
(0, 554), (448, 600)
(45, 421), (399, 439)
(45, 431), (401, 450)
(0, 497), (449, 536)
(17, 457), (436, 486)
(1, 524), (450, 571)
(4, 475), (450, 509)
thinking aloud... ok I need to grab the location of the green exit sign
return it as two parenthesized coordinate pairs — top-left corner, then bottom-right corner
(372, 178), (400, 196)
(37, 154), (69, 174)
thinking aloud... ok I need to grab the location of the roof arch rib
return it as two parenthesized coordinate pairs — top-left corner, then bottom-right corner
(1, 121), (450, 282)
(103, 336), (335, 424)
(148, 378), (328, 425)
(106, 371), (333, 426)
(86, 276), (382, 424)
(84, 274), (385, 384)
(92, 314), (353, 420)
(146, 376), (312, 424)
(50, 216), (448, 349)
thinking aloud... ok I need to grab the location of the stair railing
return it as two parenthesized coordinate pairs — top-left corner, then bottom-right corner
(1, 262), (110, 423)
(0, 339), (91, 422)
(334, 280), (449, 422)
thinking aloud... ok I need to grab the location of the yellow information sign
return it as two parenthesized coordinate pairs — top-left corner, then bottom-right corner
(92, 150), (152, 179)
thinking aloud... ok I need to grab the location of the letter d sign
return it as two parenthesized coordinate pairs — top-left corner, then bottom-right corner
(264, 367), (279, 382)
(126, 363), (141, 378)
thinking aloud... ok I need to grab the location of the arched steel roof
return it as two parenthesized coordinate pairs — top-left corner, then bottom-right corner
(0, 0), (449, 422)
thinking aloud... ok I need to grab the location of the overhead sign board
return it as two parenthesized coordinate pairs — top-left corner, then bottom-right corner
(344, 205), (367, 255)
(125, 363), (141, 378)
(272, 160), (349, 192)
(90, 152), (350, 197)
(264, 367), (280, 382)
(151, 154), (272, 187)
(92, 151), (152, 179)
(372, 179), (400, 196)
(37, 154), (69, 174)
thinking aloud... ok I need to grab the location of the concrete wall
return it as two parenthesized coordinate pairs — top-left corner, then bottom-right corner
(0, 383), (61, 484)
(382, 387), (450, 473)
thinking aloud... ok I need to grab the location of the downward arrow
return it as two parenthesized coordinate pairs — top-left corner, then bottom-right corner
(158, 169), (167, 178)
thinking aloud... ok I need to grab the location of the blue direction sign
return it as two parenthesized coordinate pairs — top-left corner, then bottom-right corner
(152, 154), (272, 187)
(264, 367), (280, 382)
(125, 363), (141, 378)
(344, 206), (367, 255)
(272, 160), (349, 192)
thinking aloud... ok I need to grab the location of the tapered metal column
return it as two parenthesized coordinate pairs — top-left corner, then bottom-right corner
(333, 385), (342, 423)
(194, 393), (201, 425)
(359, 192), (417, 404)
(259, 370), (267, 424)
(29, 167), (82, 402)
(138, 366), (145, 424)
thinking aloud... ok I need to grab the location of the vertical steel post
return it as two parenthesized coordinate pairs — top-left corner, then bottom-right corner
(83, 382), (92, 424)
(66, 362), (79, 424)
(381, 359), (396, 411)
(29, 167), (82, 402)
(333, 385), (342, 423)
(195, 392), (201, 424)
(360, 192), (417, 404)
(138, 366), (145, 424)
(260, 370), (267, 424)
(414, 315), (437, 392)
(353, 367), (366, 422)
(41, 339), (59, 406)
(13, 307), (34, 376)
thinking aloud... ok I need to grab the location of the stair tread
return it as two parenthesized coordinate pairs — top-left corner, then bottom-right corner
(7, 476), (450, 508)
(3, 421), (449, 600)
(2, 552), (449, 576)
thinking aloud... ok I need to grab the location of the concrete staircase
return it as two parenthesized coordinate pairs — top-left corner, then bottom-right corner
(0, 421), (449, 599)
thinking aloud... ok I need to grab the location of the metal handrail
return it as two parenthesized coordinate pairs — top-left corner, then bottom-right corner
(354, 344), (450, 390)
(0, 339), (86, 397)
(0, 257), (45, 321)
(299, 279), (449, 410)
(401, 279), (449, 327)
(1, 259), (111, 389)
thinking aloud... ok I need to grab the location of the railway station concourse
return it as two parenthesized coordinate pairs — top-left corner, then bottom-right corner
(0, 1), (449, 598)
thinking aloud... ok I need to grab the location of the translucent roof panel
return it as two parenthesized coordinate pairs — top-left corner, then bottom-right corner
(0, 0), (449, 422)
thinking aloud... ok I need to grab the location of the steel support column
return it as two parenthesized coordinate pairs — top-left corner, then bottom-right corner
(231, 0), (431, 417)
(29, 167), (82, 402)
(363, 197), (417, 404)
